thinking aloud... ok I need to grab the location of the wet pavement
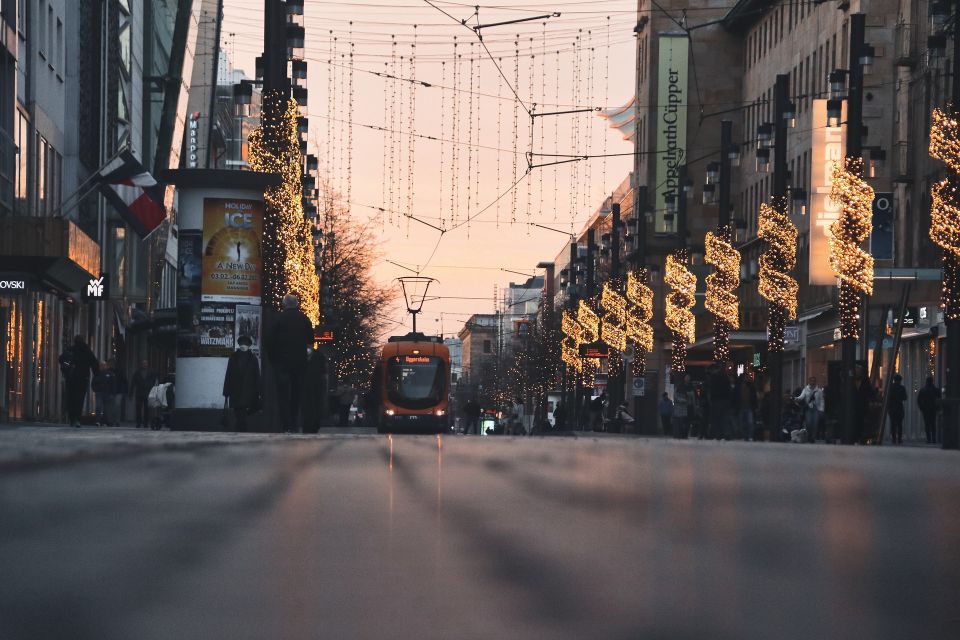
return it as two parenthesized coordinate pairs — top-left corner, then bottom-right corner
(0, 426), (958, 639)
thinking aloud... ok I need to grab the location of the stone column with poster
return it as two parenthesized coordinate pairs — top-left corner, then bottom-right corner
(165, 169), (281, 430)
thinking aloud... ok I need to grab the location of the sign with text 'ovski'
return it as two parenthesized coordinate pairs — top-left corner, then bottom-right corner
(655, 33), (689, 233)
(201, 198), (263, 303)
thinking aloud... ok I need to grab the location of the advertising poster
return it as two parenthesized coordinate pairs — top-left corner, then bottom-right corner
(809, 100), (846, 285)
(201, 198), (263, 303)
(235, 304), (262, 357)
(176, 230), (203, 357)
(198, 303), (236, 357)
(870, 192), (894, 261)
(655, 34), (689, 233)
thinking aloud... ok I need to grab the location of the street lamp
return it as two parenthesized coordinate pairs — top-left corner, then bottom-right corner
(757, 123), (774, 148)
(728, 142), (742, 167)
(783, 102), (797, 128)
(756, 147), (771, 172)
(826, 98), (844, 127)
(233, 80), (253, 116)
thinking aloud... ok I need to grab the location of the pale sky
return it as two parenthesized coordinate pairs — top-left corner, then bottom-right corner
(223, 0), (638, 336)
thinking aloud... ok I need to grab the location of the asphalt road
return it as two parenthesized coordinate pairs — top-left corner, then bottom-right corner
(0, 426), (958, 640)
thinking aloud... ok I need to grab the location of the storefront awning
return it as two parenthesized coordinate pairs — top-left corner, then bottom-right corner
(0, 218), (100, 292)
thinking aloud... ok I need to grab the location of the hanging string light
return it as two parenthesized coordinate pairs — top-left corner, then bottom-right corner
(570, 35), (580, 223)
(561, 310), (583, 372)
(758, 197), (799, 350)
(929, 107), (960, 320)
(388, 36), (397, 226)
(347, 40), (355, 211)
(408, 33), (417, 236)
(512, 36), (519, 224)
(248, 94), (320, 324)
(705, 223), (741, 362)
(381, 59), (389, 228)
(540, 24), (546, 220)
(584, 31), (593, 209)
(439, 60), (446, 228)
(474, 47), (480, 235)
(327, 31), (334, 179)
(577, 299), (600, 343)
(526, 37), (534, 226)
(466, 42), (475, 236)
(451, 40), (459, 227)
(665, 250), (696, 373)
(339, 48), (346, 201)
(828, 158), (874, 338)
(554, 48), (560, 221)
(602, 17), (610, 191)
(496, 58), (502, 228)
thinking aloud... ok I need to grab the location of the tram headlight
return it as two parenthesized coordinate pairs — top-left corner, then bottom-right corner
(435, 409), (446, 416)
(385, 409), (395, 416)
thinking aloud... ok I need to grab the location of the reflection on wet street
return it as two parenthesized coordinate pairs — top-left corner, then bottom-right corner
(1, 430), (958, 639)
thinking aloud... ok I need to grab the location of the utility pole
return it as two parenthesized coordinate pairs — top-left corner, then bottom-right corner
(609, 202), (623, 418)
(841, 14), (866, 445)
(944, 3), (960, 449)
(769, 73), (790, 440)
(565, 239), (577, 428)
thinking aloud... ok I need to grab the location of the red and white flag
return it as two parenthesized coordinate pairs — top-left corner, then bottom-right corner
(98, 151), (166, 238)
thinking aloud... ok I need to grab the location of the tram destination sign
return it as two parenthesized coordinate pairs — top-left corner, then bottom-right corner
(579, 341), (609, 358)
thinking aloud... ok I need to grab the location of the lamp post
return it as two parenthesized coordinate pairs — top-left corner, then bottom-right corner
(769, 73), (791, 439)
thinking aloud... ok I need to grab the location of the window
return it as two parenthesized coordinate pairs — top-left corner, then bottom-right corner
(36, 134), (45, 215)
(483, 339), (491, 354)
(15, 110), (28, 212)
(46, 4), (52, 63)
(56, 17), (62, 76)
(37, 0), (45, 58)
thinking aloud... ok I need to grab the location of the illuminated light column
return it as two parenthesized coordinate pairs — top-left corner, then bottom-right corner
(665, 250), (696, 374)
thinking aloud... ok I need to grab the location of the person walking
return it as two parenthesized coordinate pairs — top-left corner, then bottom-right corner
(91, 359), (121, 427)
(589, 392), (607, 431)
(59, 336), (99, 428)
(795, 376), (825, 443)
(335, 382), (355, 426)
(852, 365), (875, 444)
(673, 375), (694, 439)
(737, 372), (759, 441)
(917, 377), (942, 444)
(129, 360), (156, 429)
(268, 294), (314, 433)
(463, 398), (481, 434)
(552, 401), (566, 431)
(223, 335), (261, 432)
(658, 392), (674, 436)
(887, 374), (907, 444)
(708, 365), (733, 440)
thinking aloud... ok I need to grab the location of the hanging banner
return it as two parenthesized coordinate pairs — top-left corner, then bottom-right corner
(201, 198), (263, 303)
(655, 33), (689, 233)
(809, 99), (847, 285)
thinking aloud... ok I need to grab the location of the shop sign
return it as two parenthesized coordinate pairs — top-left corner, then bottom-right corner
(0, 278), (28, 292)
(654, 34), (689, 233)
(82, 273), (110, 301)
(809, 99), (847, 285)
(784, 325), (800, 345)
(188, 112), (200, 168)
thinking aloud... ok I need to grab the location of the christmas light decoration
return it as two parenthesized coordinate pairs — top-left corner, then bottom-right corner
(706, 224), (740, 363)
(561, 310), (583, 371)
(828, 158), (874, 338)
(601, 281), (627, 352)
(625, 270), (653, 353)
(248, 93), (320, 324)
(665, 250), (695, 373)
(758, 196), (798, 351)
(577, 299), (600, 343)
(929, 107), (960, 320)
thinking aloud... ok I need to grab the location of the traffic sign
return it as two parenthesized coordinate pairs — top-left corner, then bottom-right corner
(632, 377), (645, 397)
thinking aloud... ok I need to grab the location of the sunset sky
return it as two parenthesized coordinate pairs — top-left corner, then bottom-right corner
(223, 0), (641, 337)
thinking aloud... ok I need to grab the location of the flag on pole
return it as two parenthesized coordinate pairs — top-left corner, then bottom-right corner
(97, 150), (166, 238)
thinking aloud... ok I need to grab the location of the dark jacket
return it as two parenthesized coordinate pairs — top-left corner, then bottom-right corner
(735, 377), (758, 411)
(888, 382), (907, 417)
(59, 343), (99, 383)
(918, 384), (941, 414)
(130, 369), (157, 398)
(91, 368), (120, 394)
(268, 308), (314, 369)
(223, 350), (261, 410)
(708, 372), (732, 407)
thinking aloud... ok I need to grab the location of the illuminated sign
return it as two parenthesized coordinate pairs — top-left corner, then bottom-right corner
(316, 330), (334, 342)
(0, 279), (27, 290)
(810, 99), (847, 285)
(579, 341), (609, 358)
(82, 273), (110, 301)
(188, 112), (200, 168)
(403, 356), (431, 364)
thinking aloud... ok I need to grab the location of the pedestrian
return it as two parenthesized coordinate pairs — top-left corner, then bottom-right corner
(708, 364), (733, 439)
(267, 293), (314, 433)
(91, 359), (121, 427)
(658, 392), (674, 436)
(223, 335), (261, 432)
(59, 335), (99, 428)
(552, 401), (566, 431)
(463, 398), (481, 434)
(852, 365), (875, 444)
(887, 374), (907, 444)
(589, 392), (607, 431)
(917, 376), (942, 444)
(736, 372), (759, 441)
(795, 376), (825, 443)
(514, 397), (527, 435)
(129, 360), (156, 428)
(336, 382), (355, 427)
(673, 375), (694, 439)
(616, 401), (635, 430)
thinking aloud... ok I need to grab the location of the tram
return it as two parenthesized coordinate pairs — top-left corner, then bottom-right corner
(370, 332), (450, 433)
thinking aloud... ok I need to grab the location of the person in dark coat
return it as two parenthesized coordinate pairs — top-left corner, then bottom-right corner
(91, 359), (121, 426)
(736, 372), (759, 441)
(888, 374), (907, 444)
(129, 360), (156, 428)
(59, 336), (99, 428)
(223, 335), (261, 432)
(552, 401), (566, 431)
(463, 398), (481, 435)
(917, 376), (941, 444)
(268, 294), (314, 433)
(708, 364), (733, 439)
(852, 365), (875, 444)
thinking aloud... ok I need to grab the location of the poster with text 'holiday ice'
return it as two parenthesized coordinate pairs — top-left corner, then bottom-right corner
(201, 198), (263, 303)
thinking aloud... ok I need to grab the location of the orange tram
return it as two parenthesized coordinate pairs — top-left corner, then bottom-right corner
(370, 332), (451, 434)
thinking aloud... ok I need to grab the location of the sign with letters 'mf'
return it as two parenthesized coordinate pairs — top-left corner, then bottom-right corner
(809, 99), (847, 285)
(201, 198), (263, 303)
(82, 273), (110, 302)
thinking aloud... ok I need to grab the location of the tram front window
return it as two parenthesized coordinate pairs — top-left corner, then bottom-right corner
(386, 356), (445, 409)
